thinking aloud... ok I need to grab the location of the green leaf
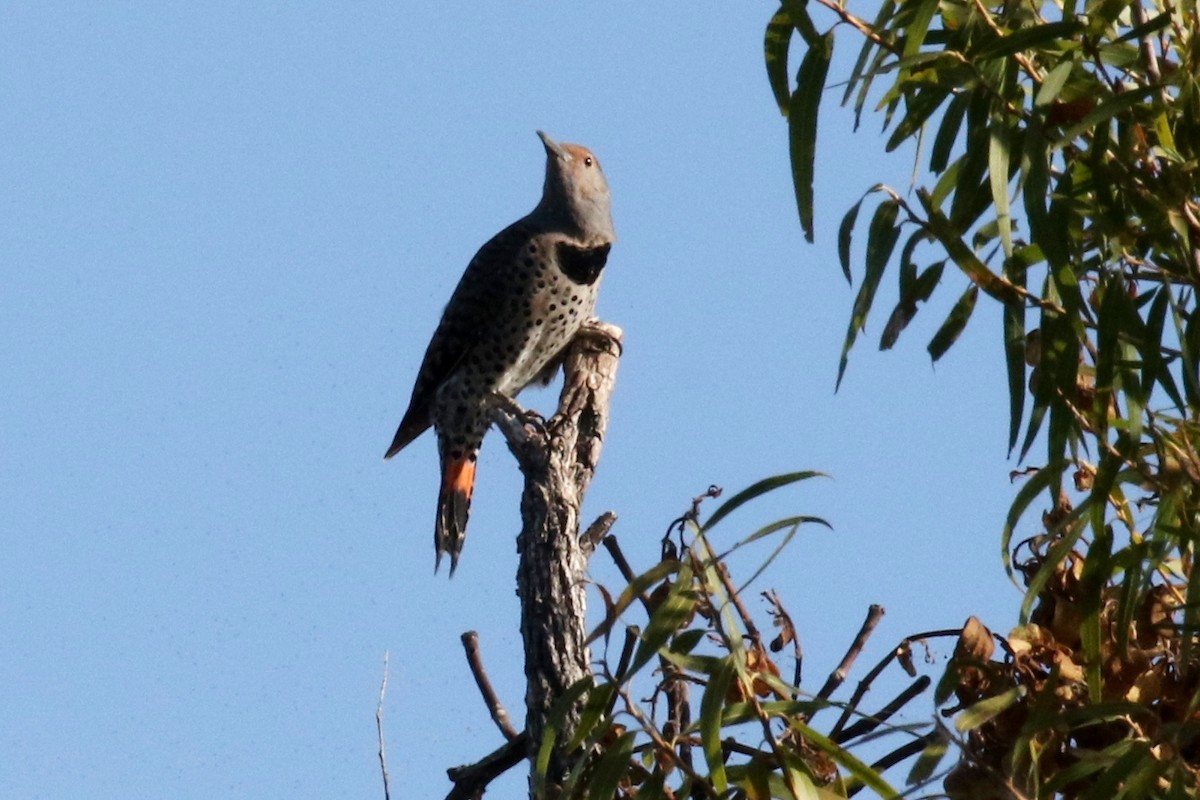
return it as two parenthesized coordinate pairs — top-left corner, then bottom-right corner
(906, 729), (951, 786)
(585, 559), (681, 646)
(916, 189), (1022, 304)
(781, 0), (820, 46)
(1078, 521), (1112, 701)
(955, 685), (1027, 732)
(1052, 84), (1161, 148)
(1144, 287), (1184, 412)
(886, 86), (950, 152)
(735, 518), (820, 594)
(700, 656), (736, 793)
(950, 93), (992, 228)
(930, 91), (969, 173)
(789, 32), (834, 243)
(972, 20), (1085, 61)
(586, 729), (636, 800)
(1001, 464), (1058, 584)
(988, 121), (1013, 258)
(880, 229), (935, 350)
(785, 718), (900, 798)
(842, 0), (897, 121)
(702, 471), (826, 533)
(628, 568), (698, 677)
(838, 199), (901, 388)
(928, 284), (979, 361)
(533, 676), (595, 791)
(568, 682), (616, 751)
(764, 9), (794, 116)
(1003, 259), (1027, 454)
(837, 192), (867, 283)
(1035, 60), (1075, 108)
(900, 0), (939, 62)
(1020, 504), (1089, 623)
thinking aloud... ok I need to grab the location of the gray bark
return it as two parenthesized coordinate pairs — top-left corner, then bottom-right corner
(491, 319), (623, 790)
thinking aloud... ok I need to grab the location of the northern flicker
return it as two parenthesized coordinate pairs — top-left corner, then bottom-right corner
(385, 131), (616, 574)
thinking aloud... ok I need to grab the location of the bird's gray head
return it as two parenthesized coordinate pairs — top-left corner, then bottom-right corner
(533, 130), (616, 246)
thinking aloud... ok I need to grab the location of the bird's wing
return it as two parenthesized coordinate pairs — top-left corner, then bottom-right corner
(385, 222), (532, 458)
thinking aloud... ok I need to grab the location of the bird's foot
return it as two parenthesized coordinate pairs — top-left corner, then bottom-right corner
(488, 393), (548, 442)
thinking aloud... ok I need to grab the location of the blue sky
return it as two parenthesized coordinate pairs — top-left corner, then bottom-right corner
(3, 3), (1030, 797)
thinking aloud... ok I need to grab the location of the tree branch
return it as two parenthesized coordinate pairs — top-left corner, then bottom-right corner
(491, 319), (624, 788)
(460, 631), (519, 741)
(445, 735), (530, 800)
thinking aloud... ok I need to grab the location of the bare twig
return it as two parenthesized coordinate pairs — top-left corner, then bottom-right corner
(581, 510), (618, 554)
(445, 734), (529, 800)
(830, 627), (962, 741)
(460, 631), (519, 741)
(818, 605), (886, 701)
(833, 675), (932, 744)
(377, 651), (392, 800)
(811, 0), (899, 55)
(602, 534), (637, 585)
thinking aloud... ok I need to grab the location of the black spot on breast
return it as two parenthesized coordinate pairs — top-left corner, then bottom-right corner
(555, 242), (610, 285)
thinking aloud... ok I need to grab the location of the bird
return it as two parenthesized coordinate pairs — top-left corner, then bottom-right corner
(385, 130), (616, 574)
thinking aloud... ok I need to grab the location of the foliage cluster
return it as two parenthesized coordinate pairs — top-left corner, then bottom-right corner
(762, 0), (1200, 795)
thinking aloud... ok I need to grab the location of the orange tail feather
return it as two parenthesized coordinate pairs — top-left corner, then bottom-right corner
(436, 455), (476, 575)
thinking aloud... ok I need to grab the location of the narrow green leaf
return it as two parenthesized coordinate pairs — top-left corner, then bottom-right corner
(972, 20), (1085, 61)
(886, 86), (949, 152)
(1172, 290), (1200, 410)
(900, 0), (939, 62)
(837, 193), (867, 283)
(1052, 84), (1160, 148)
(700, 657), (736, 793)
(880, 229), (933, 350)
(727, 514), (831, 552)
(928, 285), (978, 361)
(842, 0), (896, 125)
(1021, 122), (1052, 265)
(988, 121), (1013, 258)
(1144, 287), (1184, 412)
(702, 471), (827, 532)
(917, 189), (1022, 304)
(1020, 504), (1088, 623)
(955, 685), (1026, 732)
(1003, 262), (1026, 454)
(1078, 522), (1112, 701)
(587, 729), (636, 800)
(781, 0), (821, 45)
(568, 682), (616, 751)
(1181, 548), (1200, 677)
(789, 32), (834, 243)
(1094, 275), (1124, 426)
(1114, 9), (1171, 43)
(764, 9), (794, 116)
(950, 93), (991, 228)
(838, 199), (901, 388)
(533, 676), (595, 791)
(785, 718), (900, 798)
(930, 91), (969, 173)
(1001, 465), (1057, 584)
(906, 729), (951, 786)
(1035, 60), (1075, 108)
(628, 571), (697, 677)
(585, 559), (681, 646)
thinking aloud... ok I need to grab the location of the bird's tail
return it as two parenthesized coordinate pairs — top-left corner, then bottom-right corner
(435, 452), (477, 575)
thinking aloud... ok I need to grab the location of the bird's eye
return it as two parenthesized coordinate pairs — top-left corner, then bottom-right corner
(584, 157), (594, 167)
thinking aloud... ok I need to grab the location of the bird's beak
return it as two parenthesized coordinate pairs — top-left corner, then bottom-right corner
(537, 130), (571, 162)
